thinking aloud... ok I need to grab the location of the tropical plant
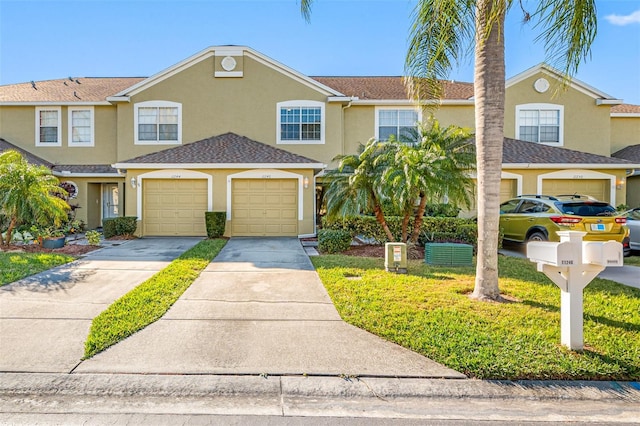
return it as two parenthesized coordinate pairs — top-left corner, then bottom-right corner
(300, 0), (597, 301)
(324, 139), (395, 241)
(0, 150), (69, 245)
(382, 120), (475, 243)
(85, 230), (102, 245)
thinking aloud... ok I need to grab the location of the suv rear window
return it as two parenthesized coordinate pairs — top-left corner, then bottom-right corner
(556, 202), (616, 216)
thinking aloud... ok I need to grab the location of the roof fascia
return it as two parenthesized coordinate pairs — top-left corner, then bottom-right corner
(351, 99), (474, 106)
(503, 163), (640, 169)
(113, 162), (327, 170)
(0, 101), (111, 106)
(53, 172), (122, 177)
(611, 113), (640, 117)
(506, 63), (621, 104)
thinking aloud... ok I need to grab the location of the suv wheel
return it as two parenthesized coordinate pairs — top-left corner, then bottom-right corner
(527, 231), (547, 242)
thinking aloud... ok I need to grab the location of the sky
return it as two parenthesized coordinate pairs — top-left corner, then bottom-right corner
(1, 0), (639, 104)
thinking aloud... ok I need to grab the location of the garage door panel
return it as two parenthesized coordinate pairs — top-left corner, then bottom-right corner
(143, 179), (208, 236)
(232, 178), (298, 237)
(542, 179), (608, 202)
(500, 179), (517, 202)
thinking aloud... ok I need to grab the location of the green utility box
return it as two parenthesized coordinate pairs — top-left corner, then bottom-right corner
(385, 242), (407, 274)
(425, 243), (473, 266)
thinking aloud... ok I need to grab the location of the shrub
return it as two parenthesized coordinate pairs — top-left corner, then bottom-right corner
(103, 216), (137, 238)
(85, 230), (102, 245)
(205, 211), (226, 238)
(322, 215), (477, 245)
(318, 229), (352, 254)
(423, 203), (461, 217)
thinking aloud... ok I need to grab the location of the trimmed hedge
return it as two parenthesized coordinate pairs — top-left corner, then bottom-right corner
(205, 211), (226, 238)
(318, 229), (352, 254)
(103, 216), (138, 238)
(322, 215), (489, 250)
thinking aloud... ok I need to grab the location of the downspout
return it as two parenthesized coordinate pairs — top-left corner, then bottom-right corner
(341, 97), (355, 156)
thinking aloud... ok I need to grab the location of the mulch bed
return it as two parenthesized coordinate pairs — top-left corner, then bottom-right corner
(1, 243), (100, 256)
(336, 244), (425, 260)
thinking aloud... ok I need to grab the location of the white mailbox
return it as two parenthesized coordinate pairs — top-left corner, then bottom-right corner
(526, 241), (579, 267)
(582, 241), (623, 267)
(527, 231), (625, 352)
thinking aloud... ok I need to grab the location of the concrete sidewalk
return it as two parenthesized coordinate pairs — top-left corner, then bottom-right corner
(76, 238), (463, 378)
(0, 237), (202, 373)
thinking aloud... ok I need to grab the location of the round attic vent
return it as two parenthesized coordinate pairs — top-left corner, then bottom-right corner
(221, 56), (237, 72)
(534, 78), (550, 93)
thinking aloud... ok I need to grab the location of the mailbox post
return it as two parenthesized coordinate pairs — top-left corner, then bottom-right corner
(527, 231), (623, 351)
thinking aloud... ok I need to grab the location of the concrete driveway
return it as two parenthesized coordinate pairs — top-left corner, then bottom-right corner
(0, 238), (202, 373)
(76, 238), (464, 378)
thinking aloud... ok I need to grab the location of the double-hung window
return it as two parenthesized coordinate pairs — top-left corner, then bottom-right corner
(277, 100), (325, 144)
(35, 107), (62, 146)
(376, 108), (419, 143)
(68, 107), (94, 146)
(516, 103), (563, 145)
(134, 101), (182, 144)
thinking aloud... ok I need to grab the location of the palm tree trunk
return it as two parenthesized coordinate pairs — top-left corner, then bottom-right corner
(410, 193), (428, 244)
(4, 216), (17, 246)
(371, 194), (395, 241)
(471, 0), (505, 301)
(401, 212), (411, 243)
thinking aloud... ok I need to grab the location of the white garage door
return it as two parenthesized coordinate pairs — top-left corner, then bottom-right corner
(231, 179), (298, 236)
(143, 179), (208, 236)
(542, 179), (609, 202)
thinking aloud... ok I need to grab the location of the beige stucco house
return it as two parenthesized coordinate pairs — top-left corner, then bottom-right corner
(1, 46), (639, 237)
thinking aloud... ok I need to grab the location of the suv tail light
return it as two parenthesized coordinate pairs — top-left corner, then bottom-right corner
(615, 217), (627, 224)
(550, 216), (582, 224)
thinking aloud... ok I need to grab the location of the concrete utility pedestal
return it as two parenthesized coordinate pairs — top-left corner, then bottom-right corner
(527, 231), (623, 351)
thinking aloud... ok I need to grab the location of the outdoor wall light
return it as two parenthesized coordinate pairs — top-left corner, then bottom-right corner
(130, 177), (137, 189)
(303, 176), (309, 189)
(616, 178), (625, 190)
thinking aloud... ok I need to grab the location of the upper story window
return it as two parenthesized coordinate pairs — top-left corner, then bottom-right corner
(68, 107), (94, 147)
(277, 100), (325, 144)
(134, 100), (182, 145)
(376, 107), (420, 143)
(516, 103), (564, 146)
(35, 107), (61, 146)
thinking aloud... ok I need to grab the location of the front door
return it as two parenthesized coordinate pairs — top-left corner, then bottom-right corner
(102, 184), (120, 220)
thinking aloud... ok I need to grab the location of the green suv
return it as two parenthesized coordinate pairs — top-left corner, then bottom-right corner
(499, 195), (630, 250)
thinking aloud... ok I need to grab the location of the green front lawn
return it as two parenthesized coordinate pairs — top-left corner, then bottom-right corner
(84, 238), (226, 359)
(624, 254), (640, 267)
(311, 255), (640, 380)
(0, 251), (75, 285)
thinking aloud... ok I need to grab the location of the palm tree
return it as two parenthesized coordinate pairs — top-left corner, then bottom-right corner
(324, 139), (395, 241)
(0, 150), (69, 245)
(301, 0), (597, 301)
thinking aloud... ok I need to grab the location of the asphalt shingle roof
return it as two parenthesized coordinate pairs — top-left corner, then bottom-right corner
(0, 138), (52, 167)
(119, 132), (323, 165)
(0, 77), (145, 103)
(312, 76), (474, 100)
(611, 104), (640, 114)
(502, 138), (635, 165)
(612, 144), (640, 163)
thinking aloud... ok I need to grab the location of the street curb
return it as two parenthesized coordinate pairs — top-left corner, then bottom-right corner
(1, 373), (639, 402)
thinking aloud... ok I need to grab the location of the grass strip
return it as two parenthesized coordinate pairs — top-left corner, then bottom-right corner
(624, 255), (640, 267)
(84, 238), (226, 358)
(312, 255), (640, 381)
(0, 252), (75, 286)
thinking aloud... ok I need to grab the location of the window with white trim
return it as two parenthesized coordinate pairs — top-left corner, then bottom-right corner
(68, 107), (94, 146)
(134, 101), (182, 144)
(35, 107), (61, 146)
(516, 103), (564, 145)
(376, 108), (419, 143)
(277, 100), (325, 144)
